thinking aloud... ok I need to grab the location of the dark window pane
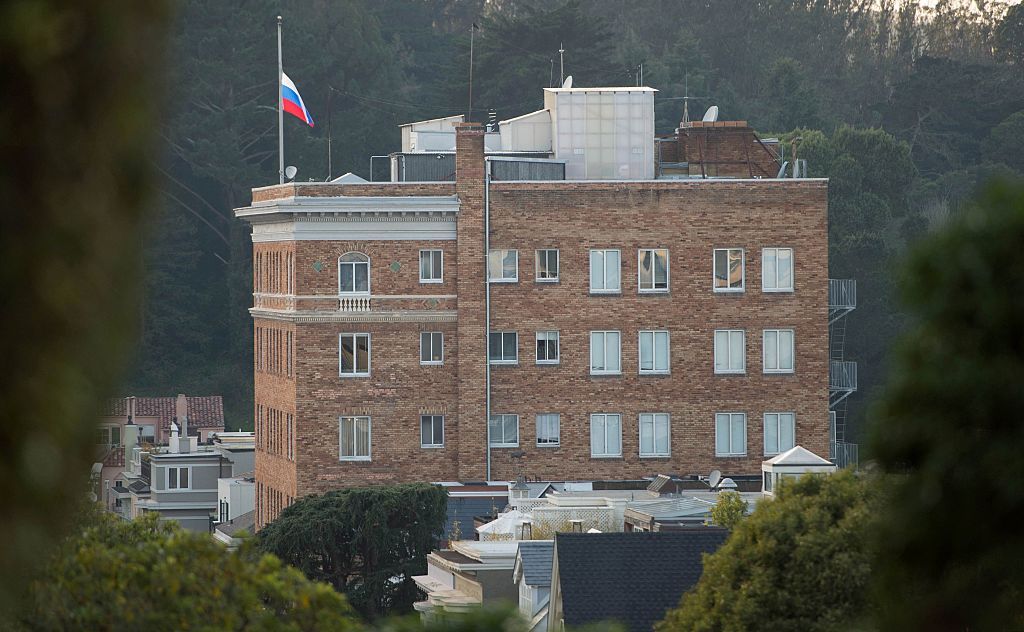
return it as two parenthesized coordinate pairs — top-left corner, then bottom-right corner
(355, 263), (368, 292)
(340, 264), (354, 292)
(341, 337), (354, 372)
(489, 333), (501, 359)
(503, 333), (517, 359)
(356, 336), (369, 372)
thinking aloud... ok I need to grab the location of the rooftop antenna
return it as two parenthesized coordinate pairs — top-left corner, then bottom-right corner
(679, 72), (710, 127)
(559, 42), (565, 85)
(468, 22), (479, 121)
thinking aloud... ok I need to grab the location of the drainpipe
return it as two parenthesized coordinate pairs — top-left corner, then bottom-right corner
(485, 158), (492, 481)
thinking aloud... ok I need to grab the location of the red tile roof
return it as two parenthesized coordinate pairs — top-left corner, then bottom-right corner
(104, 396), (225, 429)
(101, 446), (125, 467)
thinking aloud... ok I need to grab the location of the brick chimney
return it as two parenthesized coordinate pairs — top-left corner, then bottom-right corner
(454, 122), (488, 480)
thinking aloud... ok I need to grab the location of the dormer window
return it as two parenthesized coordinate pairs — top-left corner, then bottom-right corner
(339, 252), (369, 295)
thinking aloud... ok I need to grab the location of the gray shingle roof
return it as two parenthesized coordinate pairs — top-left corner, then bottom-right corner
(444, 495), (505, 541)
(555, 530), (728, 632)
(517, 541), (554, 587)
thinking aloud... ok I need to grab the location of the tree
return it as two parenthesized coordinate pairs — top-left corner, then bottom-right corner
(870, 179), (1024, 630)
(657, 470), (875, 632)
(19, 511), (359, 631)
(983, 110), (1024, 175)
(255, 483), (449, 620)
(994, 2), (1024, 65)
(0, 0), (171, 612)
(708, 491), (748, 529)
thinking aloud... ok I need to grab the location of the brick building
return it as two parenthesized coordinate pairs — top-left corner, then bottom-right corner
(236, 87), (833, 529)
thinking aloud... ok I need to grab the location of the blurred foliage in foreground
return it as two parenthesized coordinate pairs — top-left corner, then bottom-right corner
(17, 511), (358, 631)
(0, 0), (171, 612)
(870, 179), (1024, 629)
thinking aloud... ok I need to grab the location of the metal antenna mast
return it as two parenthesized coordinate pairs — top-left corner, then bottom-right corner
(559, 42), (565, 85)
(277, 15), (284, 184)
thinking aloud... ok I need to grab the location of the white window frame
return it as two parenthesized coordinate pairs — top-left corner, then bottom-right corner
(338, 252), (370, 296)
(535, 249), (560, 283)
(419, 249), (444, 284)
(489, 414), (519, 448)
(420, 331), (444, 365)
(536, 331), (560, 365)
(590, 413), (622, 458)
(762, 329), (795, 374)
(339, 415), (371, 461)
(764, 412), (796, 456)
(589, 249), (621, 294)
(420, 414), (445, 449)
(639, 413), (671, 457)
(339, 333), (371, 377)
(488, 249), (519, 283)
(165, 465), (192, 491)
(638, 330), (670, 375)
(590, 330), (622, 375)
(713, 248), (745, 293)
(715, 412), (747, 457)
(714, 329), (746, 374)
(762, 247), (794, 292)
(489, 331), (519, 365)
(638, 248), (669, 293)
(536, 413), (561, 447)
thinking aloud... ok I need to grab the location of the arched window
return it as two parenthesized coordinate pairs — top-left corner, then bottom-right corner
(338, 252), (370, 295)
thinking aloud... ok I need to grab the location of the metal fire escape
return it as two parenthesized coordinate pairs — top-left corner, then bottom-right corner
(828, 279), (858, 468)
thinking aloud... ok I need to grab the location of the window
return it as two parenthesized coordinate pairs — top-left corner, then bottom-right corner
(590, 331), (621, 375)
(420, 415), (444, 448)
(488, 249), (518, 282)
(339, 334), (370, 377)
(590, 414), (622, 457)
(96, 426), (121, 448)
(762, 248), (793, 292)
(715, 413), (747, 456)
(764, 412), (795, 456)
(420, 332), (443, 365)
(338, 252), (369, 295)
(639, 413), (670, 457)
(536, 331), (560, 364)
(589, 249), (621, 293)
(639, 330), (670, 374)
(714, 330), (746, 374)
(166, 466), (190, 490)
(536, 413), (561, 447)
(339, 416), (371, 460)
(536, 249), (559, 282)
(763, 329), (795, 373)
(489, 331), (518, 364)
(489, 414), (519, 447)
(638, 249), (669, 292)
(713, 248), (744, 292)
(419, 249), (443, 283)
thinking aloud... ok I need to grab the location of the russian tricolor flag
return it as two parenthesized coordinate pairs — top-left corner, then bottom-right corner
(281, 72), (314, 127)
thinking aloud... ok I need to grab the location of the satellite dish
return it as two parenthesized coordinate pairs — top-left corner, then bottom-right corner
(562, 75), (573, 89)
(708, 469), (722, 489)
(702, 105), (719, 123)
(284, 165), (298, 180)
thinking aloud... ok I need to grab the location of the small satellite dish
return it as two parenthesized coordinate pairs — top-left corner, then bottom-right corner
(562, 75), (573, 89)
(284, 165), (298, 180)
(708, 469), (722, 489)
(702, 105), (719, 123)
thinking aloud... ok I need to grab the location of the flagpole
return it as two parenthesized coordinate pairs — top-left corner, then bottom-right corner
(277, 15), (284, 185)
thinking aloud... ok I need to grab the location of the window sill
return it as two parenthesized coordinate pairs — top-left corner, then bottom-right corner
(536, 360), (560, 366)
(639, 371), (671, 376)
(339, 457), (372, 462)
(338, 292), (371, 297)
(590, 371), (622, 377)
(419, 279), (444, 284)
(763, 369), (795, 375)
(490, 361), (519, 366)
(713, 288), (745, 294)
(638, 289), (669, 295)
(589, 290), (621, 296)
(590, 454), (623, 459)
(421, 445), (445, 449)
(762, 288), (794, 293)
(490, 444), (520, 449)
(714, 371), (746, 376)
(536, 278), (560, 284)
(715, 454), (747, 458)
(339, 373), (371, 378)
(640, 454), (671, 459)
(536, 443), (561, 448)
(488, 278), (518, 284)
(420, 361), (444, 366)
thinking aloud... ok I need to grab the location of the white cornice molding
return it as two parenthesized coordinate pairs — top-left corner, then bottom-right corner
(235, 195), (459, 219)
(250, 308), (457, 324)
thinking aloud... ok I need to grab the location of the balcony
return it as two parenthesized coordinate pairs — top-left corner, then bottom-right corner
(829, 442), (859, 469)
(829, 279), (856, 323)
(339, 296), (372, 312)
